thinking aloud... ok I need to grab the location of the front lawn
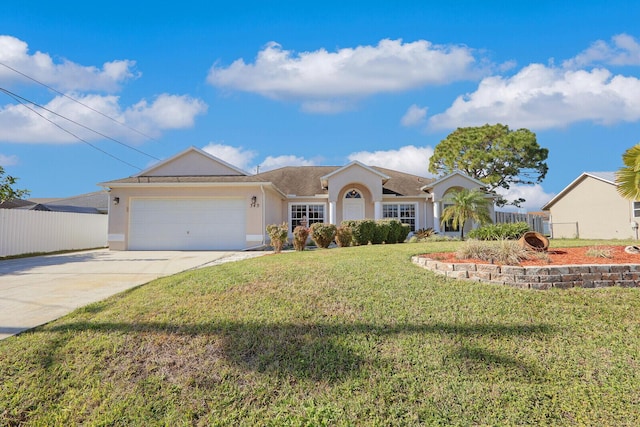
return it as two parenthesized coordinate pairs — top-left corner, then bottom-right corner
(1, 241), (640, 425)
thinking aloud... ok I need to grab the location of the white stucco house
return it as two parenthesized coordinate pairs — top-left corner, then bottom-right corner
(99, 146), (494, 250)
(542, 171), (639, 240)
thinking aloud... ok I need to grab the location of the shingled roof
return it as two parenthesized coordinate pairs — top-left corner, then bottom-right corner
(101, 165), (434, 197)
(254, 166), (433, 197)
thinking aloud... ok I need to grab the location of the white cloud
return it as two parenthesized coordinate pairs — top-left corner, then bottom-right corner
(207, 39), (481, 110)
(201, 144), (318, 173)
(0, 93), (207, 143)
(0, 154), (18, 166)
(401, 104), (428, 127)
(0, 35), (138, 92)
(124, 94), (208, 133)
(348, 145), (434, 176)
(259, 155), (317, 171)
(202, 143), (257, 172)
(563, 33), (640, 68)
(495, 184), (555, 212)
(429, 64), (640, 130)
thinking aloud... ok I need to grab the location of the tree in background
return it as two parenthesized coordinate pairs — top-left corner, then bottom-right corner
(0, 166), (29, 203)
(440, 188), (492, 239)
(428, 124), (548, 207)
(615, 143), (640, 200)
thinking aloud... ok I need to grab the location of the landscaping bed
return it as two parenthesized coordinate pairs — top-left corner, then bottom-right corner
(413, 246), (640, 289)
(422, 245), (640, 266)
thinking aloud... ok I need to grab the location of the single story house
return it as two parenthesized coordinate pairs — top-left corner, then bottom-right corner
(99, 146), (494, 250)
(542, 171), (639, 240)
(0, 191), (108, 214)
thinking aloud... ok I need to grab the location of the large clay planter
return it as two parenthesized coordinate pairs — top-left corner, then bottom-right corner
(519, 231), (549, 251)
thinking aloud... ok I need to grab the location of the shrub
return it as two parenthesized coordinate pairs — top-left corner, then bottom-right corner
(292, 226), (309, 251)
(456, 239), (530, 265)
(468, 222), (530, 240)
(386, 219), (404, 244)
(266, 222), (289, 253)
(335, 225), (353, 247)
(398, 223), (411, 243)
(414, 228), (435, 239)
(586, 246), (613, 258)
(372, 220), (391, 244)
(342, 219), (376, 246)
(310, 223), (337, 249)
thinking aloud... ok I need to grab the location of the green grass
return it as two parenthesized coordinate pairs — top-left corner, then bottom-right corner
(1, 240), (640, 425)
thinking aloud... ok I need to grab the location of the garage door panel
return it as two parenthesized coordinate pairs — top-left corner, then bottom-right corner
(129, 198), (246, 250)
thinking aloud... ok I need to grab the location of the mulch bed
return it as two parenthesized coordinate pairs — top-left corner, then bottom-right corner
(422, 246), (640, 266)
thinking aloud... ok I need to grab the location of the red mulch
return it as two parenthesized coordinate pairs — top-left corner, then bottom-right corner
(422, 246), (640, 266)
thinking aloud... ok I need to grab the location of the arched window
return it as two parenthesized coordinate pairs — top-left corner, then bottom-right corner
(345, 189), (362, 199)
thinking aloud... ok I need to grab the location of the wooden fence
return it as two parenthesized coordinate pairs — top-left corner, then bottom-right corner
(0, 209), (107, 257)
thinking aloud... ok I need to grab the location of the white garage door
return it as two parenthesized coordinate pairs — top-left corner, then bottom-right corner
(129, 198), (246, 250)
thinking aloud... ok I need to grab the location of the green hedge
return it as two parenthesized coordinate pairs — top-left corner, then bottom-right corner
(342, 219), (375, 245)
(341, 219), (410, 245)
(467, 221), (530, 240)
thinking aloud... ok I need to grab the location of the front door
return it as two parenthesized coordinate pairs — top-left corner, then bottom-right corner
(343, 189), (365, 221)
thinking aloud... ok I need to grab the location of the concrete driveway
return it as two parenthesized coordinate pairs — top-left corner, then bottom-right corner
(0, 249), (266, 340)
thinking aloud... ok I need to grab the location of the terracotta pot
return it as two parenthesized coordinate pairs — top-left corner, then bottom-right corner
(519, 231), (549, 251)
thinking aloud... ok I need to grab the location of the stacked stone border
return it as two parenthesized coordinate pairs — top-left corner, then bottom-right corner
(411, 256), (640, 290)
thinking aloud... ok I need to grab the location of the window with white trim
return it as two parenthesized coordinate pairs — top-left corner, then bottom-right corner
(382, 203), (416, 231)
(290, 204), (325, 231)
(634, 201), (640, 218)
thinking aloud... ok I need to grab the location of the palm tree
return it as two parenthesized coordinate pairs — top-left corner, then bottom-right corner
(440, 188), (493, 239)
(615, 143), (640, 200)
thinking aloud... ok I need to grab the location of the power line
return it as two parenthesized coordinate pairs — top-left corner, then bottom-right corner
(0, 87), (160, 161)
(0, 61), (158, 142)
(0, 88), (142, 170)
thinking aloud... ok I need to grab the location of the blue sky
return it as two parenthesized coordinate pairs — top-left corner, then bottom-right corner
(1, 0), (639, 211)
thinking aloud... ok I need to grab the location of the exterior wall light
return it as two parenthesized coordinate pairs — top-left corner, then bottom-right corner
(250, 196), (257, 207)
(113, 197), (120, 205)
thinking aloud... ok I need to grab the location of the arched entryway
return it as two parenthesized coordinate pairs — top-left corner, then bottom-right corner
(343, 188), (365, 221)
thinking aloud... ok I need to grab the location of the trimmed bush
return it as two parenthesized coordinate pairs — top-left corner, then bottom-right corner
(310, 223), (337, 249)
(398, 223), (411, 243)
(335, 225), (353, 247)
(385, 219), (404, 244)
(266, 222), (289, 253)
(342, 219), (376, 246)
(468, 222), (530, 240)
(292, 226), (309, 251)
(372, 220), (391, 244)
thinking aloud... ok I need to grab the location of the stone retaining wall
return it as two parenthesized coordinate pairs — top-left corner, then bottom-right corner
(411, 256), (640, 290)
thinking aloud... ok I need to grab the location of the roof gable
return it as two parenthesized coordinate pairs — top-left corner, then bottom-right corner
(136, 146), (247, 177)
(542, 171), (616, 210)
(422, 170), (487, 190)
(320, 161), (390, 188)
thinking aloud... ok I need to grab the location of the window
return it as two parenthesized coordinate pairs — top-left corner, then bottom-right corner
(290, 204), (325, 231)
(345, 189), (362, 198)
(442, 203), (459, 232)
(634, 202), (640, 218)
(382, 203), (416, 231)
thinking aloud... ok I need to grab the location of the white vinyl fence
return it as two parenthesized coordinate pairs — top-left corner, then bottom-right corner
(0, 209), (108, 257)
(494, 211), (547, 234)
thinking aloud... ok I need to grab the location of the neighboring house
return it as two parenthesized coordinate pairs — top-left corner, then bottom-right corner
(99, 146), (494, 251)
(30, 191), (109, 214)
(1, 191), (109, 214)
(542, 172), (638, 239)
